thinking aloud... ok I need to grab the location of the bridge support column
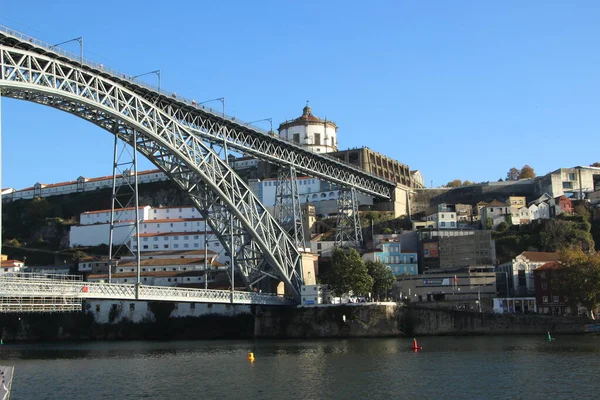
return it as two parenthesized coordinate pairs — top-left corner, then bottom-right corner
(335, 187), (363, 249)
(108, 129), (142, 284)
(275, 166), (305, 249)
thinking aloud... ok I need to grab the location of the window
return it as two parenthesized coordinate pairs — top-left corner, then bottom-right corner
(129, 303), (135, 311)
(194, 243), (199, 248)
(314, 133), (321, 145)
(174, 236), (179, 240)
(184, 244), (189, 248)
(194, 235), (199, 240)
(153, 237), (159, 241)
(164, 237), (169, 241)
(153, 244), (159, 249)
(541, 282), (548, 290)
(553, 296), (559, 303)
(143, 238), (148, 242)
(190, 303), (195, 309)
(542, 296), (548, 303)
(143, 245), (148, 249)
(450, 222), (455, 226)
(293, 133), (300, 143)
(164, 244), (169, 249)
(184, 236), (189, 240)
(174, 244), (179, 248)
(562, 182), (573, 189)
(568, 173), (576, 181)
(440, 222), (446, 227)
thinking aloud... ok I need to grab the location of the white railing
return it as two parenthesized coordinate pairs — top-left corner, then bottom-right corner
(0, 275), (295, 306)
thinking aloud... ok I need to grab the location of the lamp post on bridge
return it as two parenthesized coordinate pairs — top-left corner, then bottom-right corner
(52, 37), (83, 66)
(132, 70), (161, 93)
(197, 97), (236, 302)
(247, 118), (273, 135)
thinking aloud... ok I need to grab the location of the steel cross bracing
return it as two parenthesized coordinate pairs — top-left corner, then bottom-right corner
(335, 187), (364, 249)
(0, 274), (295, 308)
(275, 166), (305, 249)
(0, 46), (303, 302)
(0, 26), (394, 200)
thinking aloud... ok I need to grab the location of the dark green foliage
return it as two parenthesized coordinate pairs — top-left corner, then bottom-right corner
(554, 249), (600, 319)
(326, 248), (373, 297)
(540, 219), (594, 252)
(496, 222), (509, 233)
(365, 260), (396, 301)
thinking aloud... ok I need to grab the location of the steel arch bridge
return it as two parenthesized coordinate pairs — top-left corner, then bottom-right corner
(0, 26), (395, 303)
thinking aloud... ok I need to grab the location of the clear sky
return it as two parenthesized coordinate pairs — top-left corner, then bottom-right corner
(1, 0), (599, 189)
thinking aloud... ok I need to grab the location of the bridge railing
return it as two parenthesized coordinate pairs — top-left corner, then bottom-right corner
(0, 275), (295, 305)
(0, 25), (266, 131)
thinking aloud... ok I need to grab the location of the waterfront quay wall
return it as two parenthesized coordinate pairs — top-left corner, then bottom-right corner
(254, 304), (594, 339)
(0, 303), (595, 342)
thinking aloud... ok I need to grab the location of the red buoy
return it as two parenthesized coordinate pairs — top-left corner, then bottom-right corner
(412, 338), (423, 351)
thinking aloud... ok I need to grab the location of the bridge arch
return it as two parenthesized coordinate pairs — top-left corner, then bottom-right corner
(0, 46), (302, 301)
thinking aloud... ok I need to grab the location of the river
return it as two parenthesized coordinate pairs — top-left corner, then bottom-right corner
(2, 335), (599, 399)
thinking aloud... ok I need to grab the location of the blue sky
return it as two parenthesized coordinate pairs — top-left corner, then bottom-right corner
(1, 1), (599, 189)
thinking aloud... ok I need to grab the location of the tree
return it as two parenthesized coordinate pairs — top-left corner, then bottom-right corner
(506, 168), (519, 181)
(554, 248), (600, 319)
(496, 222), (509, 233)
(327, 248), (373, 297)
(574, 203), (592, 223)
(518, 165), (536, 179)
(365, 260), (396, 301)
(591, 162), (600, 167)
(540, 219), (594, 252)
(462, 180), (473, 186)
(446, 179), (462, 188)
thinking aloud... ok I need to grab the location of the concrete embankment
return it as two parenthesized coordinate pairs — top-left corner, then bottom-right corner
(0, 303), (596, 342)
(254, 303), (596, 338)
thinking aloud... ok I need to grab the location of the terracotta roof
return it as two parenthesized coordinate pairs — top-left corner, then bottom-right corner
(134, 231), (213, 237)
(139, 249), (217, 256)
(88, 270), (211, 279)
(142, 218), (204, 223)
(278, 105), (337, 130)
(518, 251), (560, 263)
(1, 260), (24, 267)
(117, 258), (218, 267)
(83, 206), (149, 215)
(535, 261), (563, 271)
(487, 199), (507, 207)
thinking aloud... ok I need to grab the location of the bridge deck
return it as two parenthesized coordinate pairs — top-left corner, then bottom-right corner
(0, 274), (295, 311)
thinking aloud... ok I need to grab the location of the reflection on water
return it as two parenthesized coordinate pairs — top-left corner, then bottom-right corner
(4, 335), (600, 400)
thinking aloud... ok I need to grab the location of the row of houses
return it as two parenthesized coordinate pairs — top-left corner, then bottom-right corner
(421, 194), (576, 230)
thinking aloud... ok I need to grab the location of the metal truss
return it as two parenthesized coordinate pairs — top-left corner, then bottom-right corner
(107, 132), (141, 283)
(275, 166), (305, 248)
(0, 25), (394, 200)
(0, 45), (303, 302)
(0, 274), (295, 310)
(335, 187), (364, 249)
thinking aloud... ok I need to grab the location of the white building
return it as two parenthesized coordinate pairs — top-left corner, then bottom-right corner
(278, 105), (338, 154)
(3, 169), (168, 202)
(496, 251), (560, 297)
(480, 200), (511, 228)
(249, 177), (373, 216)
(87, 299), (251, 324)
(1, 255), (24, 274)
(534, 166), (600, 199)
(70, 205), (230, 265)
(425, 204), (457, 229)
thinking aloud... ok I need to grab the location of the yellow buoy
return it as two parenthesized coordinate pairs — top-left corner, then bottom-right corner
(248, 351), (255, 362)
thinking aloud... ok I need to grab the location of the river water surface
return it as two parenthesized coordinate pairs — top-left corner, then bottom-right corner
(2, 335), (599, 399)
